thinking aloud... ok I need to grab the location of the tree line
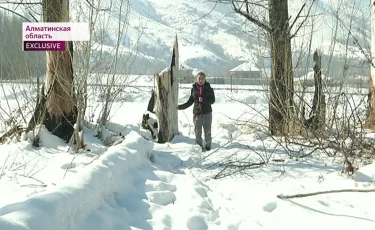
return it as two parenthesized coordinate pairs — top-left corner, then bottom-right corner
(0, 10), (46, 80)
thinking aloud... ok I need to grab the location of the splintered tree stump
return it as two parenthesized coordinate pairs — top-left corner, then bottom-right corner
(156, 72), (169, 143)
(155, 71), (179, 143)
(155, 72), (173, 143)
(306, 50), (326, 133)
(154, 38), (179, 143)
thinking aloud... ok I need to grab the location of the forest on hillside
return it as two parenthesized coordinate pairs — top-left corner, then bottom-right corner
(0, 11), (45, 80)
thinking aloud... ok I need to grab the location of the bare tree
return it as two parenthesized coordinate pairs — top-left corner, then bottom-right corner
(70, 0), (109, 149)
(190, 0), (372, 180)
(0, 0), (144, 148)
(70, 0), (145, 145)
(0, 10), (45, 143)
(91, 0), (144, 142)
(27, 0), (77, 145)
(226, 0), (313, 136)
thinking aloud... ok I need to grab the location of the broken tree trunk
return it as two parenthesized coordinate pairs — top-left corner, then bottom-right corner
(27, 0), (77, 144)
(307, 50), (326, 133)
(155, 37), (179, 143)
(155, 71), (179, 143)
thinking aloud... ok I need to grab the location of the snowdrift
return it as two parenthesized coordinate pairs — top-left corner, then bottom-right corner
(0, 131), (153, 230)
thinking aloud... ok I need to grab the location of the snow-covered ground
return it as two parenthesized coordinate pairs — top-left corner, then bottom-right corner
(0, 82), (374, 230)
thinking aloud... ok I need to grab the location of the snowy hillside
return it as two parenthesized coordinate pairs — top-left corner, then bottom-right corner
(67, 0), (370, 75)
(1, 0), (369, 75)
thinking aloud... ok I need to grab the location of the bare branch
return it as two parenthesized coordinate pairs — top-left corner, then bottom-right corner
(278, 188), (375, 199)
(0, 5), (31, 21)
(231, 0), (271, 32)
(27, 10), (38, 22)
(289, 3), (306, 37)
(290, 1), (316, 39)
(0, 0), (41, 5)
(84, 0), (112, 12)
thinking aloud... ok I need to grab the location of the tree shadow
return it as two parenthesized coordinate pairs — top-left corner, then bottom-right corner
(288, 200), (375, 223)
(150, 150), (189, 174)
(171, 134), (196, 145)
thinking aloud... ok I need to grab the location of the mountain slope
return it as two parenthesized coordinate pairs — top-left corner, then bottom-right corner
(74, 0), (370, 76)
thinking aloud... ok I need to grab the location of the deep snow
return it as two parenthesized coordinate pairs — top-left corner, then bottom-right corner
(0, 80), (374, 230)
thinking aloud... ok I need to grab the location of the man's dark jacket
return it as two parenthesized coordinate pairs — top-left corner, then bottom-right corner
(179, 82), (215, 115)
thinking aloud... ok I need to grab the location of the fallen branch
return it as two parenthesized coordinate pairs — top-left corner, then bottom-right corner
(15, 173), (47, 187)
(63, 155), (78, 179)
(277, 188), (375, 199)
(21, 184), (48, 188)
(213, 161), (265, 179)
(0, 125), (23, 144)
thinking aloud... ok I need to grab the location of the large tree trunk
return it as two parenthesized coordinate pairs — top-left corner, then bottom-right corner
(365, 0), (375, 129)
(268, 0), (294, 136)
(28, 0), (76, 143)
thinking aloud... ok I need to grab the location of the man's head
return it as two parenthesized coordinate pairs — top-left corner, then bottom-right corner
(196, 72), (206, 86)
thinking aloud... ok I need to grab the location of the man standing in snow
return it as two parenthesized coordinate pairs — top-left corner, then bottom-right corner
(177, 72), (215, 151)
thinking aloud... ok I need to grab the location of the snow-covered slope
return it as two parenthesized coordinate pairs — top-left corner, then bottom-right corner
(6, 0), (369, 75)
(72, 0), (369, 75)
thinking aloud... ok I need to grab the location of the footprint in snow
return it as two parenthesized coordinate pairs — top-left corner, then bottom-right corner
(61, 162), (78, 170)
(195, 186), (208, 198)
(162, 215), (172, 229)
(146, 191), (176, 206)
(263, 201), (277, 212)
(227, 223), (240, 230)
(186, 215), (208, 230)
(318, 200), (330, 207)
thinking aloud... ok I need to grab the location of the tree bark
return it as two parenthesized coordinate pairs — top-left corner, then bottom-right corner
(28, 0), (76, 143)
(155, 38), (179, 143)
(268, 0), (295, 136)
(306, 50), (326, 132)
(155, 72), (172, 143)
(155, 72), (179, 143)
(365, 0), (375, 129)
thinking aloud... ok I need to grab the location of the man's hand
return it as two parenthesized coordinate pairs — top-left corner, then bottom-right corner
(199, 97), (203, 102)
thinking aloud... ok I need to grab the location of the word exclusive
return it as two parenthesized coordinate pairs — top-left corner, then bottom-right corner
(24, 41), (65, 51)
